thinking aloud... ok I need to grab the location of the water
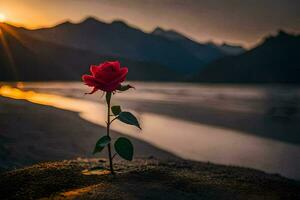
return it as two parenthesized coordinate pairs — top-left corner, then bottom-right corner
(1, 82), (300, 179)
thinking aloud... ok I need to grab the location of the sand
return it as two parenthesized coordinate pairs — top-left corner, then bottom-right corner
(0, 96), (300, 199)
(0, 96), (176, 170)
(0, 159), (299, 200)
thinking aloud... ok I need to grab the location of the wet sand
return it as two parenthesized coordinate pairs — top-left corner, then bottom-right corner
(0, 96), (177, 170)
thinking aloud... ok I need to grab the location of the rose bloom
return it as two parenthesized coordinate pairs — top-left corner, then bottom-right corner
(82, 61), (128, 93)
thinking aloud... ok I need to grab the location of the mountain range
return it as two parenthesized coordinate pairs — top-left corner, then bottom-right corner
(15, 17), (243, 72)
(0, 23), (179, 81)
(192, 31), (300, 83)
(152, 27), (244, 62)
(0, 17), (299, 83)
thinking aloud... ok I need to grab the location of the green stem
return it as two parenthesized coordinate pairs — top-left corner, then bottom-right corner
(106, 92), (115, 175)
(110, 116), (118, 124)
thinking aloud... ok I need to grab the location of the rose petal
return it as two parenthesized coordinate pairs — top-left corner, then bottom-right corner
(85, 87), (98, 94)
(115, 67), (128, 83)
(110, 61), (121, 71)
(95, 70), (120, 83)
(120, 67), (128, 77)
(90, 65), (100, 76)
(102, 84), (120, 92)
(82, 75), (98, 87)
(83, 62), (128, 92)
(100, 61), (121, 72)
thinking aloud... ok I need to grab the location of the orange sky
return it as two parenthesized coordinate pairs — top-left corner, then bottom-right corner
(0, 0), (299, 48)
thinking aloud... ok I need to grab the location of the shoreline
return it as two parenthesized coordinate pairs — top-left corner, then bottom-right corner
(0, 90), (300, 199)
(0, 84), (300, 179)
(0, 96), (178, 171)
(0, 84), (299, 179)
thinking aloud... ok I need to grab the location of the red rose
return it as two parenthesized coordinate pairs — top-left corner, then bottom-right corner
(82, 61), (128, 93)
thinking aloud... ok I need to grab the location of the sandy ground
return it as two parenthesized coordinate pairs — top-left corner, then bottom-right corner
(0, 159), (299, 200)
(0, 96), (300, 199)
(0, 96), (177, 170)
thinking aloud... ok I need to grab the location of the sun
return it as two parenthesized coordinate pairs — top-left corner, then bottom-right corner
(0, 13), (6, 23)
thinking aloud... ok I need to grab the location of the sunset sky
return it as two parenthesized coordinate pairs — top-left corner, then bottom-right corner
(0, 0), (299, 48)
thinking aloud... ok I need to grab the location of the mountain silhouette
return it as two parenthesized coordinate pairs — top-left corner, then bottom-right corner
(207, 42), (245, 55)
(152, 27), (245, 62)
(191, 31), (300, 83)
(1, 21), (298, 83)
(14, 17), (240, 72)
(0, 23), (179, 81)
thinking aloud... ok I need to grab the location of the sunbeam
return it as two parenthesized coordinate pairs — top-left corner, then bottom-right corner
(0, 24), (19, 80)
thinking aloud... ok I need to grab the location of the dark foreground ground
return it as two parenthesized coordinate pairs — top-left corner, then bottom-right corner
(0, 159), (299, 200)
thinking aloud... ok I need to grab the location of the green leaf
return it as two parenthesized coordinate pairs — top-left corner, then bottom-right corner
(114, 137), (134, 161)
(111, 105), (122, 115)
(105, 92), (111, 105)
(93, 136), (111, 154)
(118, 112), (141, 129)
(117, 84), (134, 92)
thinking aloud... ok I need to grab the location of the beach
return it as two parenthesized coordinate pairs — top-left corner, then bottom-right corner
(1, 82), (299, 179)
(0, 83), (300, 199)
(0, 95), (176, 170)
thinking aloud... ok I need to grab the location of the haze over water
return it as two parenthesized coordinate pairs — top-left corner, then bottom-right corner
(1, 82), (299, 179)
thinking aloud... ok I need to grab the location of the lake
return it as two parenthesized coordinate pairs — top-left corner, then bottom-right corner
(1, 82), (300, 179)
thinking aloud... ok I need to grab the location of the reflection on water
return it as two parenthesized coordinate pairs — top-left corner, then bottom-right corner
(0, 84), (300, 179)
